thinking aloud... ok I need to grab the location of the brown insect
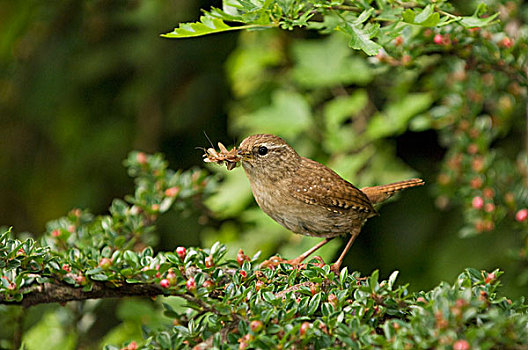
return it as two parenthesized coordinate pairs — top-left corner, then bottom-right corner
(202, 142), (241, 170)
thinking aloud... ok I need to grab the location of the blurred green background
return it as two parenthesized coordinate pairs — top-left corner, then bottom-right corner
(1, 0), (527, 348)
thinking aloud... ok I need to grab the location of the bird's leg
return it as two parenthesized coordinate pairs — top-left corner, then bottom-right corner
(286, 237), (334, 266)
(330, 228), (361, 273)
(260, 237), (334, 269)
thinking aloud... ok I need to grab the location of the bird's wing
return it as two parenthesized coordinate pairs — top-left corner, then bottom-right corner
(289, 158), (376, 215)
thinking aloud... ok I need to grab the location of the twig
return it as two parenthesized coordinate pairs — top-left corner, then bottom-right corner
(0, 282), (165, 308)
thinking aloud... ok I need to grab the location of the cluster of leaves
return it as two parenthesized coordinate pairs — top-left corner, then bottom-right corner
(0, 152), (215, 302)
(102, 244), (527, 349)
(163, 0), (499, 56)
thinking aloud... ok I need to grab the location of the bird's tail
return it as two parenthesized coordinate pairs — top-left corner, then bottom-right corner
(361, 178), (425, 205)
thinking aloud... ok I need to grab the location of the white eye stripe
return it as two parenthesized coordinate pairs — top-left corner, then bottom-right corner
(258, 144), (287, 150)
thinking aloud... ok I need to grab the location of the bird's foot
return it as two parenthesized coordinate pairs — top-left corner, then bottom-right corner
(261, 255), (328, 270)
(260, 255), (288, 269)
(329, 263), (341, 274)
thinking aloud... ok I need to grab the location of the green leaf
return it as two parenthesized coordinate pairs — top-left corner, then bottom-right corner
(234, 90), (312, 138)
(337, 14), (382, 56)
(459, 4), (499, 28)
(367, 93), (433, 139)
(307, 293), (322, 315)
(402, 5), (441, 27)
(90, 273), (109, 281)
(162, 16), (273, 39)
(292, 35), (373, 88)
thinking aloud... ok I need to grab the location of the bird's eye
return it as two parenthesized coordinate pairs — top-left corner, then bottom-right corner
(257, 145), (268, 156)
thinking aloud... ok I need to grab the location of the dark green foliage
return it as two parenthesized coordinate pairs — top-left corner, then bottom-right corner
(1, 152), (215, 303)
(164, 0), (500, 56)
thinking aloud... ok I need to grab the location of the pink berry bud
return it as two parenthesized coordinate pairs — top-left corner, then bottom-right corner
(485, 272), (496, 284)
(176, 246), (187, 260)
(484, 203), (495, 213)
(328, 293), (338, 307)
(202, 280), (214, 289)
(62, 264), (71, 272)
(137, 152), (147, 164)
(186, 277), (196, 292)
(433, 34), (443, 44)
(300, 322), (311, 336)
(472, 196), (484, 209)
(51, 229), (61, 237)
(167, 269), (177, 284)
(237, 249), (249, 266)
(98, 258), (112, 270)
(160, 279), (170, 288)
(75, 274), (86, 285)
(164, 187), (180, 197)
(453, 339), (470, 350)
(516, 209), (528, 222)
(205, 256), (214, 268)
(250, 320), (263, 332)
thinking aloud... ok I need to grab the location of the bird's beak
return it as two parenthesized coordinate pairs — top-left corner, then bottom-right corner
(237, 149), (252, 161)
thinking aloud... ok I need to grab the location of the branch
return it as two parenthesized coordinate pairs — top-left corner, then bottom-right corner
(1, 281), (166, 308)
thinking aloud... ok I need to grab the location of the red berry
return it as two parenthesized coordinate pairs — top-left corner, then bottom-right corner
(250, 320), (263, 332)
(484, 203), (495, 213)
(239, 270), (248, 279)
(401, 54), (412, 66)
(470, 177), (483, 189)
(137, 152), (147, 164)
(472, 196), (484, 210)
(202, 280), (214, 289)
(472, 157), (485, 172)
(515, 209), (528, 222)
(500, 37), (513, 48)
(99, 258), (112, 270)
(328, 293), (338, 308)
(51, 229), (61, 237)
(455, 299), (467, 308)
(176, 246), (187, 260)
(310, 284), (319, 295)
(375, 50), (386, 62)
(237, 249), (249, 266)
(75, 274), (87, 285)
(483, 220), (495, 232)
(166, 269), (177, 285)
(485, 272), (496, 284)
(453, 339), (470, 350)
(127, 341), (138, 350)
(255, 280), (264, 291)
(164, 187), (180, 197)
(467, 143), (478, 155)
(62, 264), (71, 272)
(433, 34), (443, 44)
(160, 279), (170, 288)
(483, 188), (495, 199)
(186, 277), (196, 292)
(300, 322), (311, 336)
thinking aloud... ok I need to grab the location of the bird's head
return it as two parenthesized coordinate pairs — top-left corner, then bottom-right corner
(238, 134), (301, 180)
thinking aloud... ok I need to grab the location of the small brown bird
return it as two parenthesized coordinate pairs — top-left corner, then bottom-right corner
(235, 134), (424, 271)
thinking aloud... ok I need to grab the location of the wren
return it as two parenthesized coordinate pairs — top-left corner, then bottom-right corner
(235, 134), (424, 271)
